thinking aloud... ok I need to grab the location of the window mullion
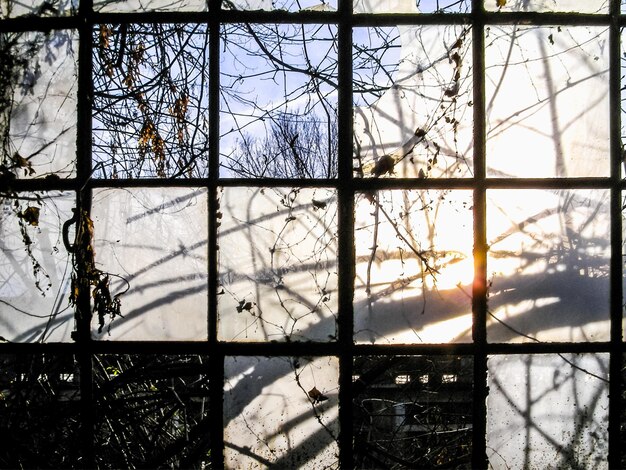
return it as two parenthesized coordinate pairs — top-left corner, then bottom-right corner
(337, 0), (355, 466)
(472, 1), (488, 468)
(208, 1), (225, 467)
(609, 0), (623, 468)
(77, 0), (95, 464)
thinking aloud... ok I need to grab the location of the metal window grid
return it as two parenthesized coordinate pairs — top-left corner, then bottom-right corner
(0, 0), (624, 468)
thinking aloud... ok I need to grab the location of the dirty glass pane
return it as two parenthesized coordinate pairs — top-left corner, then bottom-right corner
(218, 187), (337, 342)
(354, 190), (473, 344)
(487, 189), (610, 343)
(224, 356), (339, 468)
(0, 0), (76, 18)
(354, 0), (469, 13)
(487, 353), (609, 469)
(354, 355), (473, 468)
(485, 0), (608, 13)
(94, 0), (207, 12)
(94, 354), (211, 468)
(224, 0), (337, 11)
(485, 26), (609, 178)
(220, 24), (338, 178)
(1, 30), (77, 179)
(0, 191), (74, 342)
(91, 188), (208, 340)
(92, 24), (210, 178)
(353, 25), (473, 179)
(0, 354), (81, 468)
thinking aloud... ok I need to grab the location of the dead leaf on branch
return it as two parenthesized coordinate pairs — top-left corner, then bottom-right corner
(94, 275), (122, 334)
(308, 386), (329, 403)
(18, 206), (40, 226)
(17, 210), (51, 294)
(171, 93), (189, 123)
(99, 24), (111, 50)
(236, 300), (254, 313)
(496, 0), (506, 7)
(11, 153), (35, 176)
(138, 118), (167, 176)
(312, 199), (327, 210)
(65, 209), (127, 334)
(370, 154), (395, 177)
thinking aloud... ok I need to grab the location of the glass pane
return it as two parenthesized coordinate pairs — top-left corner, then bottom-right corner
(0, 0), (76, 17)
(486, 26), (609, 178)
(485, 0), (608, 13)
(224, 0), (337, 12)
(0, 191), (74, 342)
(353, 25), (473, 178)
(94, 0), (207, 12)
(220, 24), (338, 178)
(93, 24), (210, 178)
(224, 356), (339, 468)
(354, 190), (473, 344)
(1, 30), (77, 179)
(487, 353), (609, 469)
(487, 189), (610, 343)
(0, 354), (81, 467)
(94, 354), (211, 468)
(354, 0), (470, 13)
(218, 187), (337, 341)
(91, 188), (208, 340)
(354, 355), (473, 468)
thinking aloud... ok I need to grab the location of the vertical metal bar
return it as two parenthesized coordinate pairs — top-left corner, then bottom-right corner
(471, 1), (488, 468)
(208, 0), (225, 467)
(76, 0), (95, 464)
(337, 0), (354, 467)
(608, 1), (622, 468)
(210, 7), (225, 470)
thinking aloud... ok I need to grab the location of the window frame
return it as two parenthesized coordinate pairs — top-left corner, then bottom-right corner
(0, 0), (623, 468)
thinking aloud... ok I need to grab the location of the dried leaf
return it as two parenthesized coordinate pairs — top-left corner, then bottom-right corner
(236, 300), (254, 313)
(99, 24), (111, 50)
(312, 199), (327, 210)
(444, 84), (459, 97)
(18, 206), (40, 226)
(12, 153), (35, 176)
(308, 386), (329, 403)
(496, 0), (506, 6)
(370, 154), (395, 177)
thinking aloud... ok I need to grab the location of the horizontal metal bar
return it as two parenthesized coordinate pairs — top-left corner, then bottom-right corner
(351, 12), (614, 27)
(3, 9), (621, 30)
(482, 177), (618, 189)
(92, 9), (339, 24)
(0, 339), (617, 355)
(4, 175), (624, 192)
(0, 15), (80, 32)
(350, 177), (618, 191)
(486, 341), (613, 355)
(1, 178), (78, 192)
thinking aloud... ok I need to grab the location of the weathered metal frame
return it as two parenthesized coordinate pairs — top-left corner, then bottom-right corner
(0, 0), (624, 468)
